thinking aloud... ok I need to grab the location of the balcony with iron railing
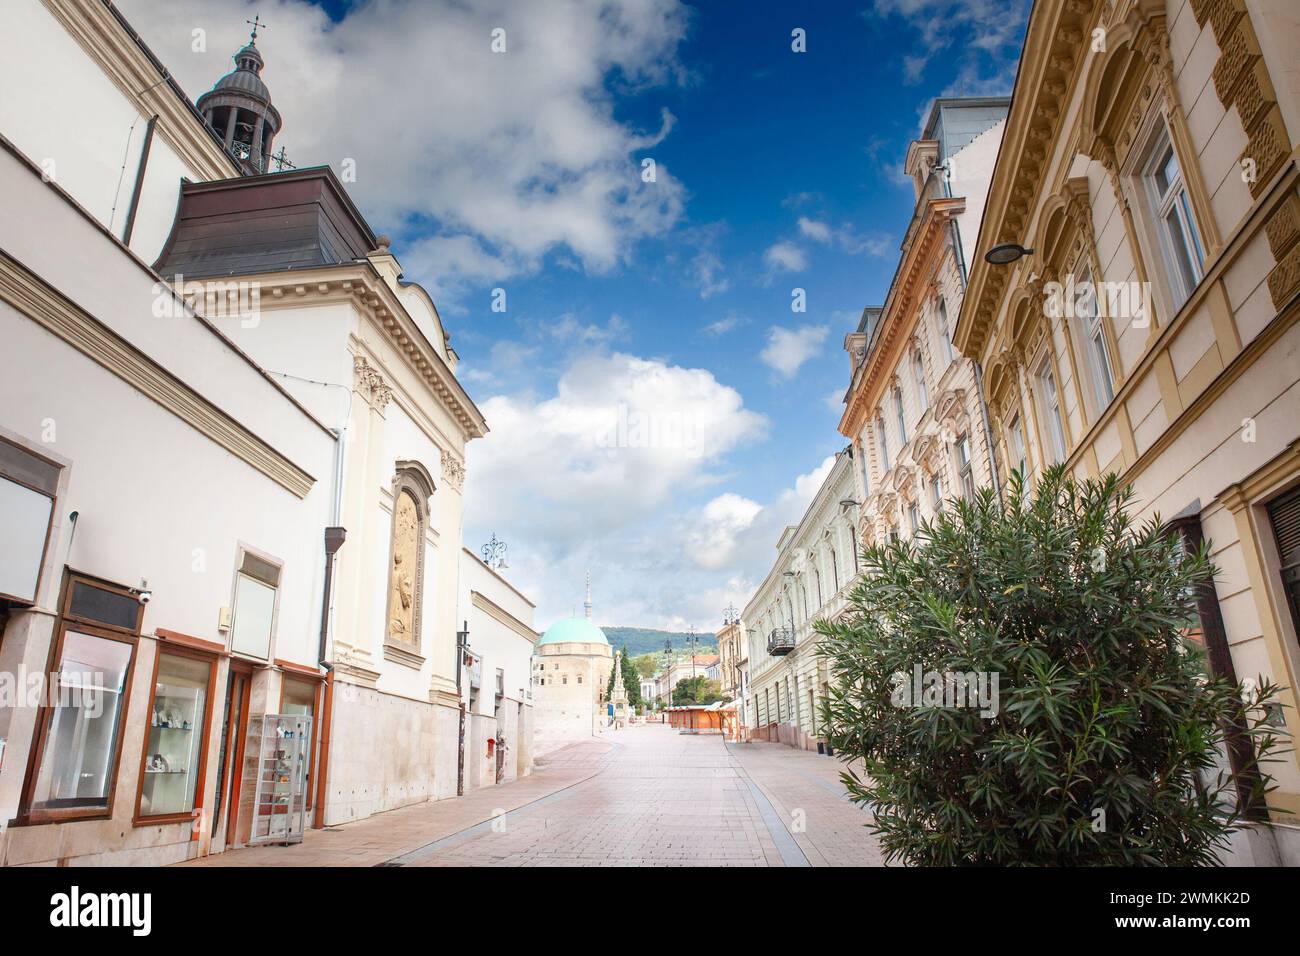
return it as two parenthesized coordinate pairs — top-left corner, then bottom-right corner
(767, 627), (795, 656)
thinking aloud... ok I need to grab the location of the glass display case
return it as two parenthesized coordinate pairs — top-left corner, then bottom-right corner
(139, 652), (211, 819)
(249, 713), (312, 845)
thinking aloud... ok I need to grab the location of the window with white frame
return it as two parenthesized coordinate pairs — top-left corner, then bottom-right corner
(935, 297), (953, 364)
(229, 549), (281, 659)
(908, 502), (920, 534)
(1006, 413), (1027, 476)
(856, 436), (871, 497)
(1036, 358), (1068, 464)
(894, 386), (908, 445)
(913, 349), (928, 412)
(1074, 261), (1115, 411)
(930, 472), (944, 512)
(876, 414), (890, 473)
(955, 433), (975, 500)
(1140, 121), (1205, 311)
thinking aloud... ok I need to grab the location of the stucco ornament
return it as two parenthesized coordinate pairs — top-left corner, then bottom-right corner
(388, 490), (419, 639)
(441, 452), (465, 491)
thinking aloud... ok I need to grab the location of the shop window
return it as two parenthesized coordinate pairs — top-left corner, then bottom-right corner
(137, 651), (214, 821)
(281, 676), (319, 809)
(1140, 121), (1205, 311)
(22, 574), (142, 821)
(230, 549), (281, 659)
(0, 437), (60, 605)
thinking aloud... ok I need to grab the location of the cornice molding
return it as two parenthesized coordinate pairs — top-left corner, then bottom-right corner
(470, 590), (538, 644)
(0, 250), (316, 498)
(182, 263), (487, 440)
(41, 0), (239, 182)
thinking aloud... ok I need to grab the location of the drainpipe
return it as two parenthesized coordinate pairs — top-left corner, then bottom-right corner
(944, 165), (1004, 507)
(455, 621), (470, 796)
(311, 525), (345, 829)
(121, 114), (157, 247)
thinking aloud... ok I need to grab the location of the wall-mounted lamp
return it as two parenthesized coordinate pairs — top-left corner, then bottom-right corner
(983, 243), (1034, 266)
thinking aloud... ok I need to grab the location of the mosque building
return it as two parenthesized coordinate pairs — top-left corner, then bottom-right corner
(531, 574), (614, 754)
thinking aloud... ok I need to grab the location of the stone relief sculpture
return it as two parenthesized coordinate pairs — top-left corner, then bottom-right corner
(388, 489), (419, 641)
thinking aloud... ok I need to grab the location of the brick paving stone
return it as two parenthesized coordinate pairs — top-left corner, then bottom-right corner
(181, 723), (885, 867)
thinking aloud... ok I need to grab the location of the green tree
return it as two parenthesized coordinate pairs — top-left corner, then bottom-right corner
(608, 647), (643, 707)
(672, 675), (724, 706)
(817, 467), (1285, 866)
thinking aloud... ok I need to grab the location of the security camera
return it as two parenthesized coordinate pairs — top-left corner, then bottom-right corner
(137, 589), (153, 604)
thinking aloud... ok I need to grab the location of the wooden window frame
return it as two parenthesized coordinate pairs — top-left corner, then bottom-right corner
(132, 640), (220, 827)
(15, 570), (143, 826)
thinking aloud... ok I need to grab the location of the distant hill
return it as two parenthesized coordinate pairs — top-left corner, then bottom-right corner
(603, 626), (717, 658)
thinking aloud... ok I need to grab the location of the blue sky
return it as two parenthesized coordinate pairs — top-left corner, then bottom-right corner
(124, 0), (1029, 629)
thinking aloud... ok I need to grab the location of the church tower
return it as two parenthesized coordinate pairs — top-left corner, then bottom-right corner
(197, 21), (282, 175)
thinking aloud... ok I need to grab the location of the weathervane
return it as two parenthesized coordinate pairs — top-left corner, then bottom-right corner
(481, 533), (508, 571)
(245, 14), (265, 43)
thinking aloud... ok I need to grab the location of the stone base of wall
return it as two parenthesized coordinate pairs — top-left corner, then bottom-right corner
(745, 721), (824, 752)
(324, 683), (457, 825)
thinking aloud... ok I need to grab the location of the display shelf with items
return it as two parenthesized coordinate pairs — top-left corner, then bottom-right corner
(138, 652), (210, 819)
(249, 713), (312, 845)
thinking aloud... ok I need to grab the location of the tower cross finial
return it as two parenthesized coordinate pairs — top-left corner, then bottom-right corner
(246, 14), (265, 43)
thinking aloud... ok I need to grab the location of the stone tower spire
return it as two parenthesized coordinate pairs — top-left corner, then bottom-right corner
(584, 571), (592, 620)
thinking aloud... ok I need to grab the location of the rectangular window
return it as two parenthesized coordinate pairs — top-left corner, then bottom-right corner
(914, 350), (929, 412)
(857, 437), (871, 497)
(894, 387), (908, 445)
(1142, 124), (1205, 310)
(930, 473), (944, 512)
(1037, 359), (1068, 464)
(877, 415), (890, 473)
(908, 503), (920, 534)
(955, 434), (976, 500)
(229, 550), (281, 660)
(23, 574), (142, 821)
(0, 437), (60, 605)
(1075, 263), (1115, 410)
(138, 651), (214, 821)
(935, 297), (953, 365)
(1007, 413), (1027, 476)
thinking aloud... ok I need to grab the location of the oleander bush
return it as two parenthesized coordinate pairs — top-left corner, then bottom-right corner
(816, 466), (1288, 866)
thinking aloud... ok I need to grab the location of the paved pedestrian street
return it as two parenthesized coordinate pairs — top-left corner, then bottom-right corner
(183, 723), (885, 867)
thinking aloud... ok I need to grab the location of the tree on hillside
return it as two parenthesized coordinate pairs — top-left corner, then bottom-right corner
(817, 466), (1285, 866)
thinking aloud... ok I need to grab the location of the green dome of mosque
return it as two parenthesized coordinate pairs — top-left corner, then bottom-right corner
(538, 617), (609, 646)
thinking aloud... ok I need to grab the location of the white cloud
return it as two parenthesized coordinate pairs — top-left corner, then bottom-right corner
(762, 240), (808, 273)
(702, 313), (744, 337)
(685, 493), (763, 570)
(462, 351), (768, 624)
(797, 217), (833, 243)
(867, 0), (1027, 93)
(119, 0), (691, 304)
(760, 324), (829, 379)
